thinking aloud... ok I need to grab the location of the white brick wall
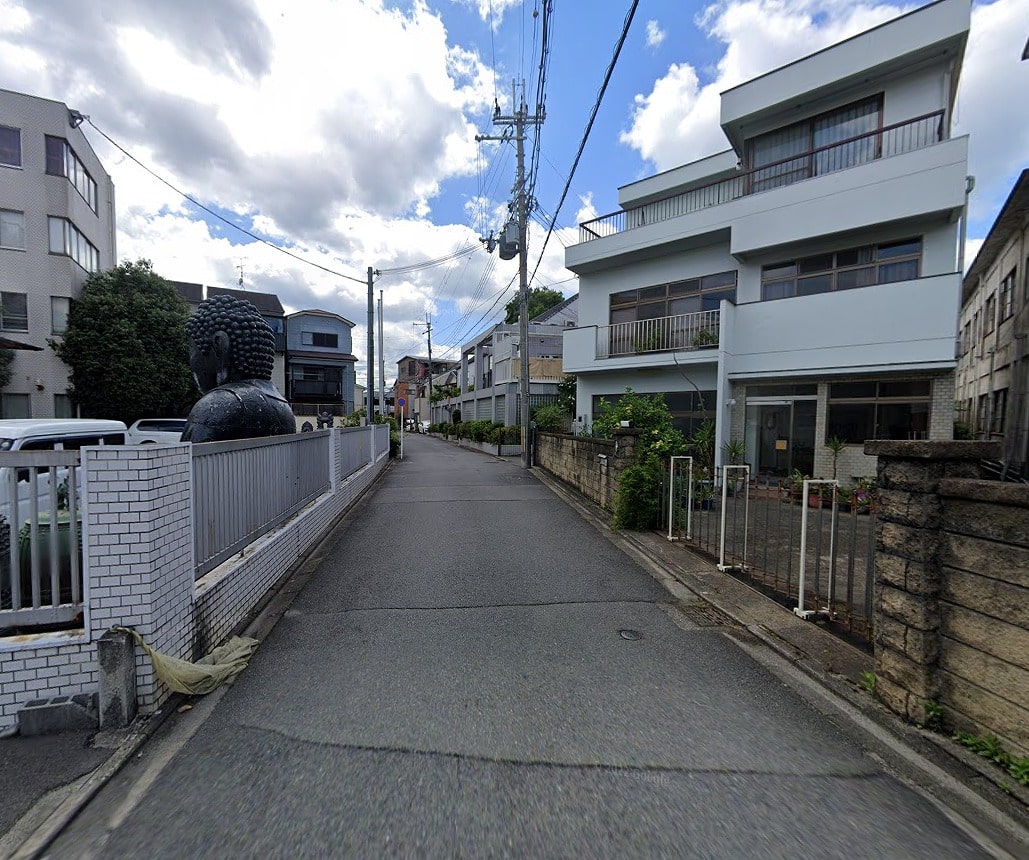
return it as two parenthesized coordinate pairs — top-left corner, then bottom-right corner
(0, 432), (386, 728)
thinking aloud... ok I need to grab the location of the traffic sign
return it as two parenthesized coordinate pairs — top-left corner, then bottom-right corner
(397, 397), (406, 406)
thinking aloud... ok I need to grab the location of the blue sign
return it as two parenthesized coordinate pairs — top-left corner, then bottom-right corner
(397, 397), (406, 406)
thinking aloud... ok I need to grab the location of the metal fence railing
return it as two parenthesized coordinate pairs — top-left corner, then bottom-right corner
(598, 310), (720, 359)
(662, 471), (876, 648)
(193, 432), (331, 578)
(580, 110), (945, 244)
(0, 451), (84, 633)
(339, 426), (371, 481)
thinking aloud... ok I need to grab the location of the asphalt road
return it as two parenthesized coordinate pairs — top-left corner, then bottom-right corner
(45, 435), (994, 858)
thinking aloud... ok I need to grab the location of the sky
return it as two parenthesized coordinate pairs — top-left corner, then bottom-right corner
(1, 0), (1027, 387)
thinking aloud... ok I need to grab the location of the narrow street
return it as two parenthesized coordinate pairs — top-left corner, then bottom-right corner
(47, 435), (995, 858)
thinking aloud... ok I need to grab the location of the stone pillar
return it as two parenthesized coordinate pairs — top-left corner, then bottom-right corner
(863, 440), (1000, 723)
(97, 628), (137, 729)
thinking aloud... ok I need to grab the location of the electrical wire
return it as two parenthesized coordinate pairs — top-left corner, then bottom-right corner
(528, 0), (639, 288)
(82, 117), (368, 285)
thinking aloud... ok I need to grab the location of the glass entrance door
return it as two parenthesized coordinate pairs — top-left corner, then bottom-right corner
(746, 400), (817, 477)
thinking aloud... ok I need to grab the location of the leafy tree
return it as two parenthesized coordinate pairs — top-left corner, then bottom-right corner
(504, 287), (565, 324)
(557, 374), (576, 415)
(0, 349), (13, 390)
(50, 259), (198, 425)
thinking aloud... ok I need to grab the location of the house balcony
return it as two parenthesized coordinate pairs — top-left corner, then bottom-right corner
(563, 310), (720, 374)
(568, 114), (968, 272)
(290, 380), (342, 400)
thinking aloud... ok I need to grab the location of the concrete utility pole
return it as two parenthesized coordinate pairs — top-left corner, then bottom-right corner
(366, 266), (376, 423)
(378, 290), (385, 423)
(413, 316), (433, 425)
(477, 81), (543, 469)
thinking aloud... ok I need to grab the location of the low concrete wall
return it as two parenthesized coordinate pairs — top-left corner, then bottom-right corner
(534, 430), (640, 511)
(0, 429), (388, 729)
(867, 440), (1029, 756)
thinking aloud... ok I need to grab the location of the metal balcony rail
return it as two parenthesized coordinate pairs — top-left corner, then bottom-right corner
(598, 309), (720, 359)
(579, 111), (945, 243)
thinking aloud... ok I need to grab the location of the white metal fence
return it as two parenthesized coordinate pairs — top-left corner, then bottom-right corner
(0, 451), (84, 631)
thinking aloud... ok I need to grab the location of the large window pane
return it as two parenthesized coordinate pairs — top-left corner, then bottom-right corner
(878, 259), (919, 283)
(46, 136), (65, 175)
(762, 281), (794, 301)
(0, 209), (25, 249)
(49, 216), (66, 253)
(827, 403), (875, 443)
(0, 291), (28, 330)
(51, 296), (70, 333)
(836, 266), (877, 290)
(1, 393), (31, 419)
(0, 125), (20, 167)
(797, 275), (833, 296)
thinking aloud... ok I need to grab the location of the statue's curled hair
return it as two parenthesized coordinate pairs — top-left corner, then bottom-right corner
(186, 294), (275, 381)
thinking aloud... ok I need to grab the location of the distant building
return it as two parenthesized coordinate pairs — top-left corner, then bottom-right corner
(955, 169), (1029, 477)
(441, 295), (577, 426)
(394, 355), (460, 427)
(1, 88), (117, 418)
(285, 309), (357, 418)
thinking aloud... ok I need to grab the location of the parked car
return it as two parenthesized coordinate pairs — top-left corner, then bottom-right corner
(125, 418), (187, 444)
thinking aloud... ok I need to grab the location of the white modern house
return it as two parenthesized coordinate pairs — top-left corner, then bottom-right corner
(0, 89), (117, 419)
(563, 0), (969, 482)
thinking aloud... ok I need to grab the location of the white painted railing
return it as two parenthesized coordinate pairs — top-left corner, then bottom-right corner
(597, 309), (720, 358)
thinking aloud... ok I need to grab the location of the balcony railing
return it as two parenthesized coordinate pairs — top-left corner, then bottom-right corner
(290, 380), (341, 398)
(579, 111), (945, 243)
(597, 310), (719, 359)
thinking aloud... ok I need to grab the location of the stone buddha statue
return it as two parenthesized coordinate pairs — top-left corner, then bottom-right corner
(181, 294), (295, 443)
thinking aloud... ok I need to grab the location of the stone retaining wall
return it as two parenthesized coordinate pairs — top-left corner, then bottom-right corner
(866, 441), (1028, 756)
(534, 430), (639, 511)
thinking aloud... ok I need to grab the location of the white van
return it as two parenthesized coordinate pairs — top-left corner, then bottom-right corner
(125, 418), (187, 445)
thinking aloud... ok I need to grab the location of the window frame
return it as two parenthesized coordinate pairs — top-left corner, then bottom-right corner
(47, 216), (100, 272)
(609, 271), (737, 323)
(51, 295), (70, 334)
(0, 125), (21, 168)
(761, 238), (922, 301)
(0, 291), (29, 331)
(999, 269), (1016, 321)
(301, 331), (339, 348)
(0, 208), (26, 249)
(826, 379), (932, 443)
(45, 136), (98, 213)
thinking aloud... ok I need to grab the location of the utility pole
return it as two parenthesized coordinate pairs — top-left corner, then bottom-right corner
(476, 81), (543, 468)
(378, 289), (385, 424)
(413, 316), (433, 426)
(366, 266), (376, 423)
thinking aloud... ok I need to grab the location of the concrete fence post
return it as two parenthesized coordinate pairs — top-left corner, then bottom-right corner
(97, 628), (137, 729)
(863, 440), (1000, 723)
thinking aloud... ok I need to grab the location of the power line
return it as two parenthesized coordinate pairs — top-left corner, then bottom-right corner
(528, 0), (639, 287)
(81, 117), (368, 285)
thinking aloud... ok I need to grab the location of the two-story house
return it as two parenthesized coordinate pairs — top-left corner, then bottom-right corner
(394, 355), (460, 427)
(286, 309), (358, 419)
(563, 0), (969, 482)
(955, 169), (1028, 477)
(1, 89), (117, 419)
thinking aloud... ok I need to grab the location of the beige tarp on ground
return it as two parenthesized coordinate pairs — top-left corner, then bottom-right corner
(113, 627), (259, 695)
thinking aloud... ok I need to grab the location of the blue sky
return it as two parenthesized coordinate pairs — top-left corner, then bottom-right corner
(1, 0), (1026, 385)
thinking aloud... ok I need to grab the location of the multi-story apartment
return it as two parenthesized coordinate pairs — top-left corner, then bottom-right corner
(955, 170), (1029, 477)
(441, 295), (577, 426)
(563, 0), (970, 483)
(286, 309), (358, 418)
(1, 89), (116, 418)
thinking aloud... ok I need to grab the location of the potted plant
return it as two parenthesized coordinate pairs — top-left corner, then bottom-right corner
(850, 476), (877, 514)
(825, 435), (847, 481)
(786, 468), (808, 504)
(691, 329), (718, 349)
(721, 438), (747, 494)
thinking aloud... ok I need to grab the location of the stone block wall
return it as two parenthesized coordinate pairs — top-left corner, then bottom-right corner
(866, 440), (1028, 756)
(535, 431), (641, 511)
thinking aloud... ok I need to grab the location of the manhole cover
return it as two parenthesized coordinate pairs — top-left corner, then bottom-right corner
(619, 628), (643, 641)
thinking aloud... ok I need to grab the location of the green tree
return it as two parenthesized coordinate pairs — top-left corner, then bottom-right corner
(50, 259), (198, 424)
(0, 348), (13, 390)
(504, 287), (565, 324)
(557, 374), (576, 415)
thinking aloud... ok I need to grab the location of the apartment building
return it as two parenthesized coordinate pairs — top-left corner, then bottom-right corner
(955, 170), (1029, 477)
(441, 294), (577, 426)
(563, 0), (969, 483)
(0, 89), (116, 418)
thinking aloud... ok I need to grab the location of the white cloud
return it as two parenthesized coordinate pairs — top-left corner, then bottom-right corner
(645, 20), (667, 48)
